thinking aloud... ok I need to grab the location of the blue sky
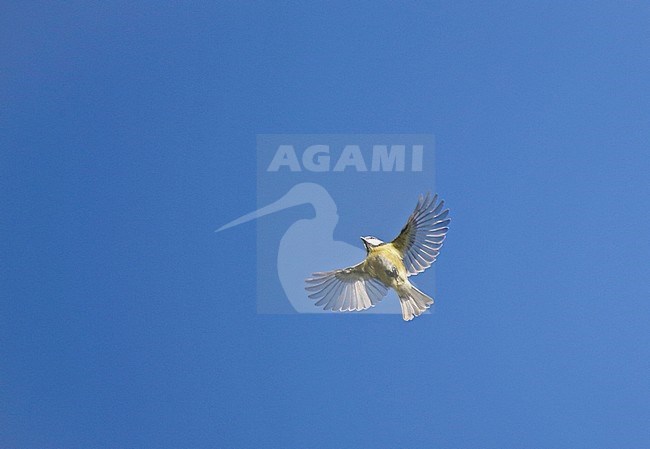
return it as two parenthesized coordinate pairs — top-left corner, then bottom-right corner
(2, 2), (649, 448)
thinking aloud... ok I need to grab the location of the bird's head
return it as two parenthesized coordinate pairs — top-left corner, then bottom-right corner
(361, 236), (384, 252)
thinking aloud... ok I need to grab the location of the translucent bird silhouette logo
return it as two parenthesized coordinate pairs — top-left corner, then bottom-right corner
(217, 182), (450, 320)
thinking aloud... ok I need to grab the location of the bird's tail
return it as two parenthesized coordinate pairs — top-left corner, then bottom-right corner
(398, 284), (433, 321)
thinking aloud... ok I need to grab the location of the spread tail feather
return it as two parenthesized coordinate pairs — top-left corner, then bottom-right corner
(398, 285), (433, 321)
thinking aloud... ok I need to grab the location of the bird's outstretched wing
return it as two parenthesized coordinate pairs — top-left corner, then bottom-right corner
(391, 193), (450, 276)
(305, 263), (389, 312)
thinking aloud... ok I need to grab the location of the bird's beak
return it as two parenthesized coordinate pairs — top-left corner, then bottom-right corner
(216, 191), (305, 232)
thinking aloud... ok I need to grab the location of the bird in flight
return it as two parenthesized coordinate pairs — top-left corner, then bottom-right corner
(305, 193), (450, 321)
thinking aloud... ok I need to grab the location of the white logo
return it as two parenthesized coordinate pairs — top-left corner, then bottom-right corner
(267, 144), (424, 172)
